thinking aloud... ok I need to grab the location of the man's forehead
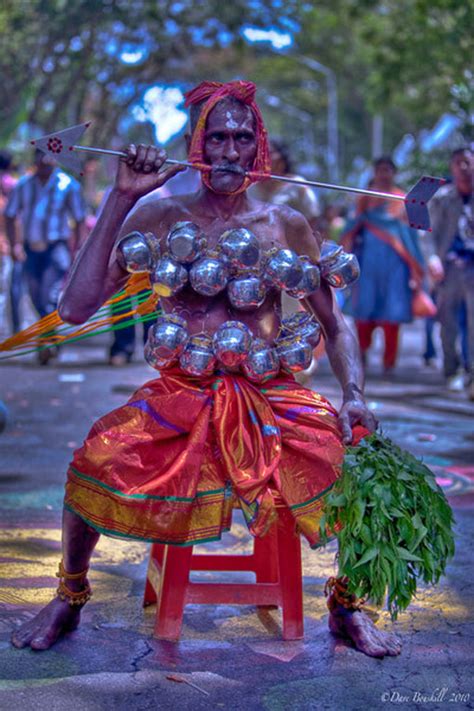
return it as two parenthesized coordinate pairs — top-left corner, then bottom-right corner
(205, 100), (255, 131)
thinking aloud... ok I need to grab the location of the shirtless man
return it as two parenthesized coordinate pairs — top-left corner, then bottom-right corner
(11, 81), (400, 657)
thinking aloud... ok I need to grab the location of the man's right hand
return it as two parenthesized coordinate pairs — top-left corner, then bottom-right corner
(114, 144), (186, 201)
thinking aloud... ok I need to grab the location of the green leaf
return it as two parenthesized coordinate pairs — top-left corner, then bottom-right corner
(328, 493), (347, 507)
(353, 546), (378, 568)
(389, 508), (406, 518)
(395, 546), (423, 563)
(359, 467), (376, 483)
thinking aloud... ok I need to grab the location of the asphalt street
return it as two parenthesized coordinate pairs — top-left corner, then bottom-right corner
(0, 321), (473, 711)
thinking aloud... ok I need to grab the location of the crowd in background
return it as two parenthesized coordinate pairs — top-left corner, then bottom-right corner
(0, 140), (472, 400)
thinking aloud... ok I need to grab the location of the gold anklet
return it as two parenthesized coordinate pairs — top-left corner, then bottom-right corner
(325, 576), (365, 612)
(56, 560), (89, 580)
(56, 560), (92, 606)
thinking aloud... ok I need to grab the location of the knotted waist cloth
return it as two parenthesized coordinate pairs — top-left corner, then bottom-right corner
(65, 369), (360, 548)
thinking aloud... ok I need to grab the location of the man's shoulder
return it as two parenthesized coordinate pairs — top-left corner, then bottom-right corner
(132, 191), (193, 216)
(273, 201), (309, 227)
(124, 192), (197, 233)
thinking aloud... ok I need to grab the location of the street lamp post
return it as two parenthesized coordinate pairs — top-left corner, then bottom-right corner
(296, 55), (339, 182)
(260, 91), (317, 167)
(240, 29), (339, 181)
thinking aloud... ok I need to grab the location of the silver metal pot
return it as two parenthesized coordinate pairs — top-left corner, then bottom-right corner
(320, 251), (360, 289)
(179, 334), (216, 377)
(227, 274), (267, 311)
(281, 312), (321, 348)
(145, 314), (188, 369)
(166, 221), (206, 264)
(276, 336), (313, 373)
(218, 228), (260, 270)
(151, 257), (188, 297)
(242, 338), (280, 382)
(189, 254), (229, 296)
(286, 257), (321, 298)
(212, 320), (253, 369)
(116, 231), (156, 273)
(319, 240), (344, 269)
(264, 249), (303, 290)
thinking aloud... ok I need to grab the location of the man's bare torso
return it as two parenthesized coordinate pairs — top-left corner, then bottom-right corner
(119, 191), (311, 343)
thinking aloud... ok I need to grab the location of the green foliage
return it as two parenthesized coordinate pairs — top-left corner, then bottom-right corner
(0, 0), (301, 146)
(1, 1), (471, 175)
(320, 432), (455, 620)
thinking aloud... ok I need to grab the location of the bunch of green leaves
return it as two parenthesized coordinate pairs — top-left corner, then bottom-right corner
(319, 432), (455, 620)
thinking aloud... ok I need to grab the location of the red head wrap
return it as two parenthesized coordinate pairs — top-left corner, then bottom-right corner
(184, 80), (271, 195)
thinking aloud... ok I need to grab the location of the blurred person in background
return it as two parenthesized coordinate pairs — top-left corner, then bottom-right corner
(4, 149), (86, 364)
(427, 147), (474, 399)
(0, 150), (17, 340)
(341, 156), (425, 373)
(318, 202), (347, 243)
(251, 137), (320, 234)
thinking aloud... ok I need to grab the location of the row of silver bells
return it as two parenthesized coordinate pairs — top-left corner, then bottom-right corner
(116, 224), (359, 309)
(144, 312), (322, 382)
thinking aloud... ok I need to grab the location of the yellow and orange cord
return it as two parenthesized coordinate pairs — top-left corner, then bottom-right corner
(0, 273), (158, 358)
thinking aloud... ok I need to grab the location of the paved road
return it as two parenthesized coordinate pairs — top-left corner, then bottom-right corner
(0, 323), (473, 710)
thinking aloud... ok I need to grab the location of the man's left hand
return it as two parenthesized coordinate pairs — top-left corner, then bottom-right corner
(338, 398), (377, 445)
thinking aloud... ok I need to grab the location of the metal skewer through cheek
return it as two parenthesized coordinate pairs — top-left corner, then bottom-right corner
(31, 122), (446, 229)
(74, 146), (441, 229)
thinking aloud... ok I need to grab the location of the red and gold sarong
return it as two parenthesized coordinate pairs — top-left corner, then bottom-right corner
(65, 369), (350, 548)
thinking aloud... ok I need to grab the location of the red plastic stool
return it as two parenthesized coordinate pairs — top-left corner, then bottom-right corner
(143, 504), (304, 641)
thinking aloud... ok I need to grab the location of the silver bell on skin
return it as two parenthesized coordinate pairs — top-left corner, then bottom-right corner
(144, 341), (174, 370)
(264, 249), (303, 291)
(179, 334), (216, 377)
(151, 256), (188, 297)
(286, 256), (321, 298)
(281, 312), (322, 348)
(276, 336), (313, 373)
(166, 221), (207, 264)
(218, 228), (261, 270)
(321, 251), (360, 289)
(145, 314), (188, 369)
(227, 273), (267, 311)
(213, 320), (253, 369)
(242, 338), (280, 383)
(116, 231), (157, 273)
(319, 240), (344, 268)
(189, 254), (229, 296)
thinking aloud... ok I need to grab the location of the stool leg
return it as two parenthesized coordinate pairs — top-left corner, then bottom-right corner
(144, 543), (165, 606)
(254, 524), (279, 610)
(155, 544), (194, 641)
(254, 524), (279, 583)
(276, 508), (304, 640)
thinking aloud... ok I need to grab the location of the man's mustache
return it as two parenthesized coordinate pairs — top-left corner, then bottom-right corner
(211, 164), (246, 176)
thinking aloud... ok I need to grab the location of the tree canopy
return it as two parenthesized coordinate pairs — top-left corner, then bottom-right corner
(1, 0), (472, 178)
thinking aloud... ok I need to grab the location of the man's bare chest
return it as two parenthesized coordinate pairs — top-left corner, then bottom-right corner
(159, 206), (288, 254)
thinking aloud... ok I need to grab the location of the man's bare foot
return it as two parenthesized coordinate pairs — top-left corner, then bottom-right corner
(328, 604), (402, 658)
(11, 597), (82, 651)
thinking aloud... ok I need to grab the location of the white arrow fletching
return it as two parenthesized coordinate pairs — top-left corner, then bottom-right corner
(31, 122), (90, 174)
